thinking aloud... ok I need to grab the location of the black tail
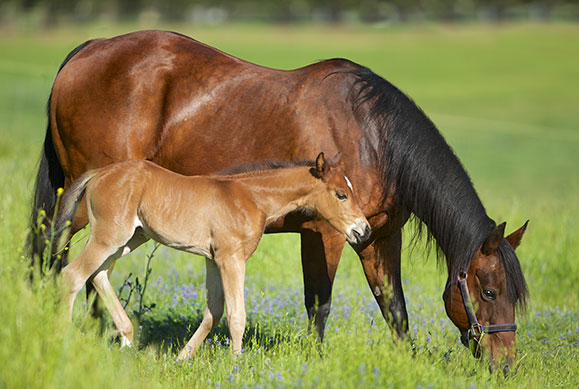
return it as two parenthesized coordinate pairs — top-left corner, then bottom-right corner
(25, 39), (93, 275)
(26, 123), (66, 273)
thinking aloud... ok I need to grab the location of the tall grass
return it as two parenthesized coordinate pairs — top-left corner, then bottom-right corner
(0, 23), (577, 387)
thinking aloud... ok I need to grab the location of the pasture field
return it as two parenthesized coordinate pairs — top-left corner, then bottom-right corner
(1, 23), (578, 387)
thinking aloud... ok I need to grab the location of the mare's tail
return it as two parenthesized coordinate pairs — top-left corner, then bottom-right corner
(25, 39), (93, 274)
(26, 124), (66, 273)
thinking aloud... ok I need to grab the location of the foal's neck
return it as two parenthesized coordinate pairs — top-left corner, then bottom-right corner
(232, 168), (318, 224)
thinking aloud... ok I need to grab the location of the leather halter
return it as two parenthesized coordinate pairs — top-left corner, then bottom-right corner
(457, 272), (517, 348)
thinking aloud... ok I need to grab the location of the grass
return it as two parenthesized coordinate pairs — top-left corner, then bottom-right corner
(0, 22), (578, 387)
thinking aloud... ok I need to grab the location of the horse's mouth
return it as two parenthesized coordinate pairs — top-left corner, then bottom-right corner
(347, 221), (371, 244)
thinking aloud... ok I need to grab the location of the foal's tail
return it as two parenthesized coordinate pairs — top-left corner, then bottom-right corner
(52, 170), (99, 241)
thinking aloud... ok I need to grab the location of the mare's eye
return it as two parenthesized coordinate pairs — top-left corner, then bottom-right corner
(482, 288), (497, 301)
(336, 192), (348, 200)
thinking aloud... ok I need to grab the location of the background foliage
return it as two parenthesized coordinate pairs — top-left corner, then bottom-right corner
(1, 0), (578, 27)
(0, 21), (578, 387)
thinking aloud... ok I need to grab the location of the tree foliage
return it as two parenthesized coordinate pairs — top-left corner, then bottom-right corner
(0, 0), (577, 26)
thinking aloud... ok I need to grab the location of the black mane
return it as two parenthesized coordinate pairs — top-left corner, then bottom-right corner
(346, 65), (527, 307)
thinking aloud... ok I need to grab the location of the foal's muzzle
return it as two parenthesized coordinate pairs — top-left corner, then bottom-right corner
(347, 220), (371, 245)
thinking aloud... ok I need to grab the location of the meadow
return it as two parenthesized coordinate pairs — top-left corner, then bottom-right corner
(0, 22), (578, 387)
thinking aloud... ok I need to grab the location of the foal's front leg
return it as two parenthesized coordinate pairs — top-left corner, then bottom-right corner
(218, 251), (247, 355)
(177, 258), (224, 361)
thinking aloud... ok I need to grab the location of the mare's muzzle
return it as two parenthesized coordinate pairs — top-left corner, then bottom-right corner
(457, 272), (517, 358)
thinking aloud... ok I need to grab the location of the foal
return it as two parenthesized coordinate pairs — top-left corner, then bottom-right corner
(56, 152), (370, 360)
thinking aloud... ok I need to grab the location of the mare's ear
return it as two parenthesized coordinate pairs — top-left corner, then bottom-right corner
(506, 220), (529, 250)
(481, 222), (506, 255)
(312, 152), (330, 180)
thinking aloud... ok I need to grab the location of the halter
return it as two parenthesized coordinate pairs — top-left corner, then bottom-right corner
(457, 271), (517, 348)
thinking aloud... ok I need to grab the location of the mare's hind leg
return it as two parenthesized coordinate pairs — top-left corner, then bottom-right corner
(177, 258), (224, 361)
(89, 233), (149, 347)
(356, 230), (408, 338)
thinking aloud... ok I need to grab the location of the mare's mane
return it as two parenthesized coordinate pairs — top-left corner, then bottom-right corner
(337, 63), (528, 308)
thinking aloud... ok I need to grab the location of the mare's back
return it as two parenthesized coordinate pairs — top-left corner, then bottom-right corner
(50, 30), (364, 181)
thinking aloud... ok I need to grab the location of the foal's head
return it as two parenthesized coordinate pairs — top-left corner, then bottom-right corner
(309, 153), (371, 245)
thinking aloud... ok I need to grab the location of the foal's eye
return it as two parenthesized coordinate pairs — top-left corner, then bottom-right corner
(482, 288), (497, 301)
(335, 192), (348, 200)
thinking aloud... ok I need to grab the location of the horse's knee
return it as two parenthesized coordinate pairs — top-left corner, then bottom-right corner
(227, 309), (246, 335)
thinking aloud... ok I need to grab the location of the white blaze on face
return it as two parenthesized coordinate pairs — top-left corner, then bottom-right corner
(345, 175), (354, 195)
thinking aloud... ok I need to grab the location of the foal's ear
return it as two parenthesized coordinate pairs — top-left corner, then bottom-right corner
(481, 222), (506, 255)
(506, 220), (529, 250)
(313, 152), (330, 179)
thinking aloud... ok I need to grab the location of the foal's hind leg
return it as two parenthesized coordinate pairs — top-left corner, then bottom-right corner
(89, 233), (149, 347)
(61, 225), (143, 322)
(177, 258), (224, 361)
(61, 238), (122, 322)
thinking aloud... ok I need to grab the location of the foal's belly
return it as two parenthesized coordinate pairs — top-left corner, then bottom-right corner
(138, 219), (214, 259)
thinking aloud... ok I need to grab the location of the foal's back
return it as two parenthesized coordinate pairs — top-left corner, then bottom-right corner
(86, 160), (260, 257)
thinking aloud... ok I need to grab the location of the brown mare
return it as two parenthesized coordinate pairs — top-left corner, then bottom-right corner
(29, 30), (528, 368)
(55, 154), (370, 358)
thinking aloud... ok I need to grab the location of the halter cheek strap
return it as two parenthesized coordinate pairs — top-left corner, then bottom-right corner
(457, 272), (517, 347)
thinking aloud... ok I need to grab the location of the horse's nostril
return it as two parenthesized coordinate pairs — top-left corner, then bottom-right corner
(353, 229), (361, 243)
(364, 225), (371, 236)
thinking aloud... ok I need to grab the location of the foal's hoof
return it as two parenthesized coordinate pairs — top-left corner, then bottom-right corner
(112, 330), (134, 348)
(175, 346), (194, 362)
(120, 336), (133, 348)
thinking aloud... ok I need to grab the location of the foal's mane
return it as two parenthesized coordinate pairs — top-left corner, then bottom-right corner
(338, 64), (527, 308)
(217, 159), (314, 177)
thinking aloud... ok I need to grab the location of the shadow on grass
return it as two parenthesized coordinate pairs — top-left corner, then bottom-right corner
(137, 310), (296, 353)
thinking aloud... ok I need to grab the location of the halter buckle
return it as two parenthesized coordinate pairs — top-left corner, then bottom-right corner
(456, 272), (516, 350)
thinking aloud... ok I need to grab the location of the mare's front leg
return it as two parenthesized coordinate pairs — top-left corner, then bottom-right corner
(177, 258), (224, 361)
(356, 230), (408, 338)
(300, 221), (346, 341)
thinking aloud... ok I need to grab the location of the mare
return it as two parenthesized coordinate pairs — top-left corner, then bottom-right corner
(29, 30), (529, 367)
(55, 153), (370, 359)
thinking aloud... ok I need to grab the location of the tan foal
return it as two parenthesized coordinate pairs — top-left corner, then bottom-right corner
(55, 152), (370, 359)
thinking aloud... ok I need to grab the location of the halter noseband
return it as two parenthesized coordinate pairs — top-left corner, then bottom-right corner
(457, 272), (517, 348)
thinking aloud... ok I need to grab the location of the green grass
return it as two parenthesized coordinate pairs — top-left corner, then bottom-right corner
(1, 22), (578, 387)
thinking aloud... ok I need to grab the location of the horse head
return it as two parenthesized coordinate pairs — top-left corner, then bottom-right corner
(443, 221), (529, 372)
(310, 152), (371, 245)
